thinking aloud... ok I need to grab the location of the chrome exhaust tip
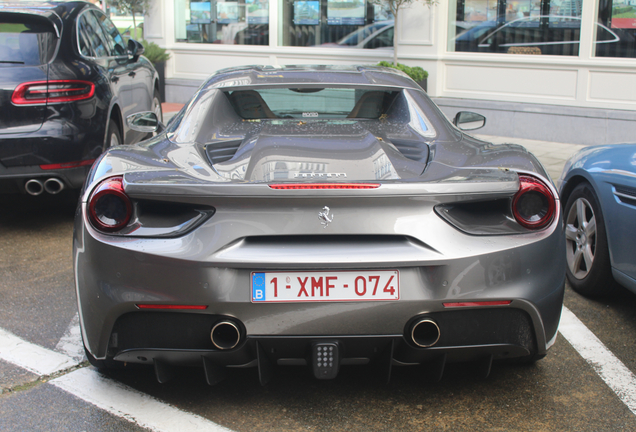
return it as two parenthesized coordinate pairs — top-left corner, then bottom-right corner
(211, 321), (241, 350)
(25, 179), (44, 196)
(44, 178), (65, 194)
(410, 318), (440, 348)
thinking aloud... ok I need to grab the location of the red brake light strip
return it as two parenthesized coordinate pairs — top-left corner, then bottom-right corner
(40, 159), (95, 170)
(443, 300), (512, 308)
(136, 304), (209, 310)
(269, 183), (380, 190)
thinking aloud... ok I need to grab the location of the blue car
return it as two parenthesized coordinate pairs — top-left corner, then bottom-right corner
(558, 144), (636, 297)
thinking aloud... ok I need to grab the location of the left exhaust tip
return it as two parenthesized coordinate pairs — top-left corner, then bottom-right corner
(25, 179), (44, 196)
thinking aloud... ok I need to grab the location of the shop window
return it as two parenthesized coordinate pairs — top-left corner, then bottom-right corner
(450, 0), (584, 56)
(175, 0), (269, 44)
(280, 0), (393, 47)
(595, 0), (636, 58)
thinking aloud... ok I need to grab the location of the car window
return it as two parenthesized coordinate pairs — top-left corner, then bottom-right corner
(478, 16), (582, 55)
(0, 19), (56, 66)
(364, 27), (393, 49)
(595, 24), (619, 43)
(93, 11), (127, 56)
(337, 22), (390, 46)
(226, 88), (399, 120)
(78, 11), (111, 57)
(77, 15), (95, 57)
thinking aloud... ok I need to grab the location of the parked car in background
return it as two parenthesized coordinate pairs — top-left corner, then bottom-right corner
(0, 1), (161, 195)
(558, 144), (636, 297)
(455, 15), (621, 56)
(75, 65), (565, 384)
(321, 21), (394, 49)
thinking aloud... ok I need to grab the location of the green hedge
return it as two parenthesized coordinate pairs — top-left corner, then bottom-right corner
(377, 61), (428, 82)
(141, 40), (170, 64)
(612, 6), (634, 15)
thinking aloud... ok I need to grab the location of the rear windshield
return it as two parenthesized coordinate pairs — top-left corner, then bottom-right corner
(225, 88), (399, 120)
(0, 18), (56, 66)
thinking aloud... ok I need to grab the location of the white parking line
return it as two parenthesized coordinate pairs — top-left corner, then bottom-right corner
(0, 327), (78, 376)
(559, 306), (636, 415)
(51, 368), (233, 432)
(2, 305), (636, 429)
(54, 312), (86, 363)
(0, 327), (233, 431)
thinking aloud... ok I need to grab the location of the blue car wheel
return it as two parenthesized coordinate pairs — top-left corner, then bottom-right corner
(564, 182), (616, 297)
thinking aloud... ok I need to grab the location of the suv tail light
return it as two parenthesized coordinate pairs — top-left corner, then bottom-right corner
(88, 176), (132, 233)
(512, 175), (556, 229)
(12, 80), (95, 105)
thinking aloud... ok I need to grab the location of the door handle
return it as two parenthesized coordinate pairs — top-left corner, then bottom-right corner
(111, 76), (119, 83)
(128, 72), (136, 78)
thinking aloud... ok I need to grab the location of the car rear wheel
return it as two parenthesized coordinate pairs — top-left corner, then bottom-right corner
(152, 89), (163, 123)
(564, 182), (616, 297)
(84, 345), (130, 371)
(105, 121), (122, 150)
(84, 345), (107, 370)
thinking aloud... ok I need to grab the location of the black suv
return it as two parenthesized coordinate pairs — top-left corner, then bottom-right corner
(0, 1), (161, 195)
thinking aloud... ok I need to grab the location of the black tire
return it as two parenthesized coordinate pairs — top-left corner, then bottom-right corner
(152, 89), (163, 124)
(84, 346), (131, 370)
(104, 120), (122, 150)
(563, 182), (617, 297)
(505, 352), (546, 365)
(84, 346), (108, 370)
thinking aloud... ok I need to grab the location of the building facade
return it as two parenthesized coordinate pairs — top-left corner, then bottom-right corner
(144, 0), (636, 144)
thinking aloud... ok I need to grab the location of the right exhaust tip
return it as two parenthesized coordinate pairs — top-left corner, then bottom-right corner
(211, 320), (241, 350)
(44, 178), (65, 194)
(410, 318), (440, 348)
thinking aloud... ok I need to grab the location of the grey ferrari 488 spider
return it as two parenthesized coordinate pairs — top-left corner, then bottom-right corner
(74, 65), (565, 384)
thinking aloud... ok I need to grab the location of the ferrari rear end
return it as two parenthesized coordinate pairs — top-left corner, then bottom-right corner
(74, 65), (565, 384)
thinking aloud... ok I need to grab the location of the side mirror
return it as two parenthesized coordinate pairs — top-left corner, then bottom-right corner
(127, 39), (144, 62)
(127, 111), (165, 134)
(453, 111), (486, 131)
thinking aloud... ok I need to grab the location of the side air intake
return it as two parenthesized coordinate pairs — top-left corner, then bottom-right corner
(205, 140), (243, 164)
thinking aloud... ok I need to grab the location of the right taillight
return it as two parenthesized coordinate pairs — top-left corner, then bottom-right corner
(512, 175), (555, 230)
(88, 176), (132, 233)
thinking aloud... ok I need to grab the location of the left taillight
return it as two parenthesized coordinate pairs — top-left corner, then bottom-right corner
(11, 80), (95, 105)
(512, 175), (556, 230)
(88, 176), (132, 233)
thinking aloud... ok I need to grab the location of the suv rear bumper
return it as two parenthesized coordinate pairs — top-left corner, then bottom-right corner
(0, 163), (91, 193)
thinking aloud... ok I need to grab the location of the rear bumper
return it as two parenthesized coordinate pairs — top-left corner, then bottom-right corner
(75, 221), (566, 364)
(110, 306), (540, 366)
(0, 163), (91, 193)
(109, 306), (548, 383)
(74, 189), (566, 381)
(0, 118), (103, 193)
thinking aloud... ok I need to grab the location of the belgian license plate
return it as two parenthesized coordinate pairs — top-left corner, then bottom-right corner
(251, 270), (399, 303)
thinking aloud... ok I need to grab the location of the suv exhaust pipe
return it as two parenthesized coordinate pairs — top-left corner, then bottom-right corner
(25, 179), (44, 196)
(44, 178), (65, 194)
(410, 318), (441, 348)
(211, 321), (241, 350)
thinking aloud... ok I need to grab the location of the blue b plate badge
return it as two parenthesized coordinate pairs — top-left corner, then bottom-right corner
(252, 272), (267, 302)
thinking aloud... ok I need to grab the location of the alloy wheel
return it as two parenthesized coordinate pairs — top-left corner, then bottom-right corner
(565, 197), (597, 279)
